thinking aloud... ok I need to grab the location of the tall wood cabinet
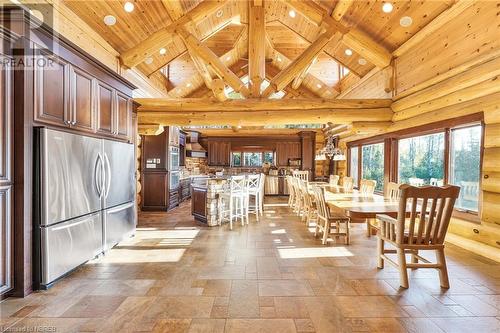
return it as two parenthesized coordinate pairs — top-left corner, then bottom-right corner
(276, 142), (301, 166)
(0, 54), (13, 296)
(207, 140), (230, 166)
(33, 47), (133, 142)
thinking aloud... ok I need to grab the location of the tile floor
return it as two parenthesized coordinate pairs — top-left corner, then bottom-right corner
(1, 198), (499, 332)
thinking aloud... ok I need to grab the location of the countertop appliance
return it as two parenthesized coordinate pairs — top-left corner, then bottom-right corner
(34, 128), (136, 289)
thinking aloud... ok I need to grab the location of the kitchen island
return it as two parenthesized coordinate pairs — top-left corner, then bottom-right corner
(191, 178), (227, 226)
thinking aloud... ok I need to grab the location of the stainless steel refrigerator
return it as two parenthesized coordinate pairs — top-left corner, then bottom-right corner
(34, 128), (136, 289)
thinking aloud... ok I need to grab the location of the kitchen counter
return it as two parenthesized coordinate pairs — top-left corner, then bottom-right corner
(191, 178), (227, 226)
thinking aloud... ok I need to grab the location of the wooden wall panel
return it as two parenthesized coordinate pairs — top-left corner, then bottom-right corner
(481, 191), (500, 225)
(395, 1), (500, 95)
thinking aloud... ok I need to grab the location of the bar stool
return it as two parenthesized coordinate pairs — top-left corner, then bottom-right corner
(246, 174), (261, 222)
(218, 175), (247, 230)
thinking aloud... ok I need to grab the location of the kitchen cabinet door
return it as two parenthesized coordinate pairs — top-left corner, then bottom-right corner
(0, 185), (12, 295)
(208, 141), (217, 165)
(34, 50), (70, 127)
(96, 81), (114, 136)
(220, 142), (231, 166)
(276, 142), (288, 166)
(115, 92), (130, 139)
(141, 173), (168, 210)
(69, 66), (95, 133)
(0, 59), (12, 184)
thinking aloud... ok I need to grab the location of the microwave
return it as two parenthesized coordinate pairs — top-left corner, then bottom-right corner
(169, 146), (180, 171)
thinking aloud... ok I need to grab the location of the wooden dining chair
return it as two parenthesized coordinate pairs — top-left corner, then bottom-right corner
(329, 175), (340, 186)
(298, 179), (316, 227)
(376, 184), (460, 289)
(385, 182), (401, 200)
(286, 175), (295, 208)
(293, 170), (309, 182)
(311, 186), (350, 245)
(342, 176), (354, 191)
(360, 179), (377, 194)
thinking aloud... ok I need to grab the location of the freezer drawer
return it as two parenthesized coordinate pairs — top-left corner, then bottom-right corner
(41, 212), (102, 286)
(104, 202), (136, 251)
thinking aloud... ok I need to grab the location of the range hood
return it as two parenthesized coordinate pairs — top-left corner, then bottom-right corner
(186, 131), (207, 158)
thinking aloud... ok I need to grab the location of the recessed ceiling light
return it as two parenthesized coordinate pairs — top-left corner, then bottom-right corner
(358, 58), (367, 66)
(382, 2), (393, 13)
(400, 16), (413, 27)
(216, 9), (223, 18)
(225, 56), (231, 61)
(277, 56), (282, 62)
(344, 49), (353, 56)
(289, 10), (296, 18)
(144, 57), (153, 65)
(316, 83), (322, 88)
(186, 83), (192, 88)
(159, 48), (166, 55)
(124, 2), (134, 13)
(103, 15), (116, 26)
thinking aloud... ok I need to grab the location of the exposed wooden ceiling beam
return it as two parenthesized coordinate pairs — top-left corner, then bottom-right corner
(120, 0), (227, 68)
(248, 2), (266, 97)
(137, 108), (393, 126)
(291, 57), (316, 90)
(331, 0), (353, 21)
(138, 124), (165, 136)
(263, 26), (337, 97)
(196, 128), (321, 137)
(134, 97), (392, 111)
(393, 0), (474, 57)
(283, 0), (391, 68)
(210, 79), (227, 101)
(177, 27), (250, 98)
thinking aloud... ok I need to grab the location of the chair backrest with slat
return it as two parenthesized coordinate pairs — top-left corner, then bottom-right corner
(230, 175), (247, 195)
(343, 176), (354, 191)
(396, 185), (460, 246)
(385, 182), (400, 199)
(360, 179), (376, 194)
(247, 174), (260, 194)
(293, 170), (309, 181)
(329, 175), (340, 186)
(298, 179), (312, 208)
(312, 186), (329, 221)
(286, 175), (295, 194)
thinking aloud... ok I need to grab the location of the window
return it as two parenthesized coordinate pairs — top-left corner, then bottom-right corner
(243, 152), (263, 167)
(231, 152), (241, 167)
(398, 132), (445, 186)
(450, 125), (482, 212)
(349, 147), (359, 187)
(263, 152), (274, 164)
(361, 143), (384, 192)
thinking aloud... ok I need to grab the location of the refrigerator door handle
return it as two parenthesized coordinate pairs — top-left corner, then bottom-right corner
(104, 153), (112, 198)
(94, 153), (103, 198)
(51, 217), (92, 231)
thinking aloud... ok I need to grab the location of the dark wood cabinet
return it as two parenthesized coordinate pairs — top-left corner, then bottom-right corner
(179, 178), (191, 202)
(0, 55), (12, 296)
(34, 50), (70, 127)
(141, 172), (168, 210)
(69, 66), (94, 133)
(208, 140), (230, 166)
(141, 128), (168, 171)
(276, 142), (301, 166)
(96, 80), (114, 136)
(115, 91), (130, 139)
(168, 189), (179, 210)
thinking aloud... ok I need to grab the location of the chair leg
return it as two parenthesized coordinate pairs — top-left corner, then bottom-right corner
(396, 248), (409, 289)
(229, 199), (233, 230)
(377, 238), (384, 269)
(411, 250), (418, 270)
(366, 219), (371, 237)
(345, 220), (350, 245)
(436, 248), (450, 289)
(322, 221), (329, 245)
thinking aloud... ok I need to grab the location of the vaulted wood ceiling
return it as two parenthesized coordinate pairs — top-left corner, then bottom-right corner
(65, 0), (454, 99)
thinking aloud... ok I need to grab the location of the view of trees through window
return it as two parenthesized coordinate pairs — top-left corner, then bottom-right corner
(450, 125), (481, 212)
(349, 147), (359, 187)
(398, 133), (445, 186)
(361, 143), (384, 191)
(232, 151), (274, 167)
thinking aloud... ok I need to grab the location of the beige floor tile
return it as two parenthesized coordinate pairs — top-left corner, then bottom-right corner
(259, 280), (314, 297)
(225, 319), (297, 333)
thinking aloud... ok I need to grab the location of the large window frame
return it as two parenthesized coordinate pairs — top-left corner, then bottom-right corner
(347, 113), (484, 222)
(231, 150), (275, 167)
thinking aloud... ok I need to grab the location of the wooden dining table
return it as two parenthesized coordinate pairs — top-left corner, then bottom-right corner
(312, 185), (401, 236)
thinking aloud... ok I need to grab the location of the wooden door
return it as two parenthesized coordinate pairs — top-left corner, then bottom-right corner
(33, 50), (70, 127)
(69, 66), (94, 133)
(115, 92), (130, 139)
(96, 81), (114, 136)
